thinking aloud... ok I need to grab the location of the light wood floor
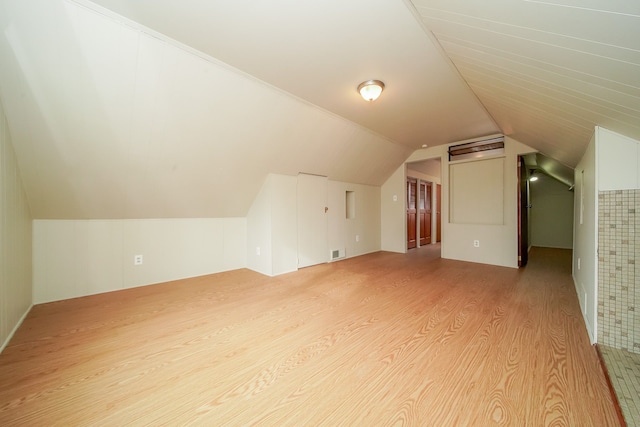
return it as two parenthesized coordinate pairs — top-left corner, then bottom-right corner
(0, 246), (620, 426)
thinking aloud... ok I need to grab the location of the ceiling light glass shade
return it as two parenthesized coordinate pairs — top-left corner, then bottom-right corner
(358, 80), (385, 101)
(530, 173), (538, 182)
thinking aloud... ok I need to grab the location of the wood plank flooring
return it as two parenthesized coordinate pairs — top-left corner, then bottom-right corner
(0, 246), (620, 426)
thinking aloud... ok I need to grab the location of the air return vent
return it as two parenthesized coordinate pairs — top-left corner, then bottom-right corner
(448, 136), (504, 161)
(330, 248), (345, 261)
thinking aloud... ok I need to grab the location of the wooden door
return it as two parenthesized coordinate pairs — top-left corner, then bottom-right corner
(517, 156), (529, 267)
(419, 182), (432, 246)
(407, 178), (417, 249)
(298, 173), (328, 268)
(436, 184), (442, 243)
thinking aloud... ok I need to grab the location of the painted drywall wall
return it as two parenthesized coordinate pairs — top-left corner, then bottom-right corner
(34, 173), (380, 301)
(246, 174), (298, 277)
(0, 100), (32, 352)
(328, 180), (381, 259)
(246, 177), (274, 276)
(597, 127), (640, 190)
(270, 175), (298, 276)
(381, 164), (407, 253)
(530, 174), (574, 249)
(572, 132), (597, 343)
(33, 218), (246, 303)
(248, 173), (381, 276)
(406, 137), (535, 268)
(450, 157), (504, 225)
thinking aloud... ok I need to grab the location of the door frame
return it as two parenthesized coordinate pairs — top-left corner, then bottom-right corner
(404, 158), (443, 252)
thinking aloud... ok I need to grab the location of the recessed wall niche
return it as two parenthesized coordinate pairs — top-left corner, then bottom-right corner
(346, 191), (355, 219)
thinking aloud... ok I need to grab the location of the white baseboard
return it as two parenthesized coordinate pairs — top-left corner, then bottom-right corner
(0, 304), (33, 354)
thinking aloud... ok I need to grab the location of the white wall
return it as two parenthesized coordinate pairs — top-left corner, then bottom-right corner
(246, 174), (298, 277)
(33, 172), (382, 302)
(247, 173), (381, 276)
(530, 174), (574, 249)
(246, 177), (274, 276)
(597, 127), (640, 190)
(33, 218), (246, 303)
(0, 100), (32, 352)
(381, 164), (407, 253)
(270, 175), (299, 275)
(572, 132), (597, 342)
(404, 137), (535, 268)
(328, 180), (381, 259)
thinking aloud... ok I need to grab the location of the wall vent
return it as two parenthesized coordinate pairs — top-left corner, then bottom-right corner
(448, 136), (504, 161)
(330, 248), (345, 261)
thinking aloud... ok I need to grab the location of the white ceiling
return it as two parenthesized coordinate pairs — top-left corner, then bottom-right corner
(83, 0), (500, 149)
(0, 0), (638, 219)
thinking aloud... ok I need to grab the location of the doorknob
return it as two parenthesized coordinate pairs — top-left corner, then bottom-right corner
(325, 207), (328, 213)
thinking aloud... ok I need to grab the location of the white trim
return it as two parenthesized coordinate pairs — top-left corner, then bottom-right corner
(0, 304), (33, 354)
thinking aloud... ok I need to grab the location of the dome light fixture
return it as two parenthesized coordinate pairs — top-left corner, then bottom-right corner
(530, 170), (539, 182)
(357, 80), (385, 102)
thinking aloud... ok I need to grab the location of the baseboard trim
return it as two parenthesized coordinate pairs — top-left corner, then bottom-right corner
(595, 344), (627, 427)
(0, 304), (33, 354)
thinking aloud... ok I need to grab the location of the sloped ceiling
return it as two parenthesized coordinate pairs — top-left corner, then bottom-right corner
(1, 0), (638, 220)
(0, 0), (498, 219)
(410, 0), (640, 168)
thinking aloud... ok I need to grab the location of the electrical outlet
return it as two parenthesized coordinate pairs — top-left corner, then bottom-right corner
(393, 195), (398, 202)
(473, 240), (480, 248)
(256, 247), (261, 256)
(134, 254), (143, 265)
(356, 235), (360, 242)
(578, 257), (581, 270)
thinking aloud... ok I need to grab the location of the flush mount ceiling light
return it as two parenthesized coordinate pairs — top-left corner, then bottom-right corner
(530, 170), (539, 182)
(357, 80), (385, 101)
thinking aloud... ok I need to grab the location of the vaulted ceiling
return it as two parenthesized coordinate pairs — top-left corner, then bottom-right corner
(0, 0), (638, 219)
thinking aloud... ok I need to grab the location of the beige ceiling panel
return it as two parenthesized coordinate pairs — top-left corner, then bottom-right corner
(442, 43), (640, 116)
(411, 0), (640, 167)
(468, 80), (595, 136)
(456, 63), (640, 135)
(413, 0), (640, 51)
(475, 94), (593, 165)
(422, 18), (640, 90)
(437, 34), (640, 98)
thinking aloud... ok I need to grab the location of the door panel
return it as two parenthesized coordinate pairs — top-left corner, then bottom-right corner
(436, 184), (442, 243)
(518, 157), (529, 267)
(298, 173), (328, 268)
(419, 182), (432, 245)
(407, 178), (417, 249)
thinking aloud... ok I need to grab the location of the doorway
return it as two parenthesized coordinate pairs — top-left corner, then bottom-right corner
(436, 183), (442, 243)
(406, 177), (434, 249)
(406, 159), (442, 251)
(407, 178), (417, 249)
(518, 155), (529, 267)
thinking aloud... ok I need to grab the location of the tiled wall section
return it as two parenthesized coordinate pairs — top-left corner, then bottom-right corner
(598, 190), (639, 354)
